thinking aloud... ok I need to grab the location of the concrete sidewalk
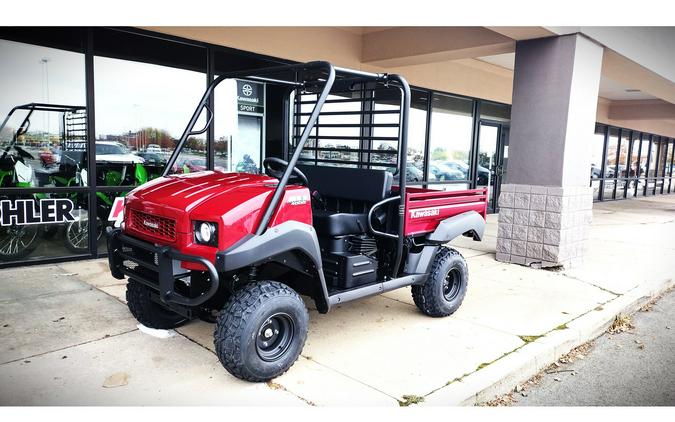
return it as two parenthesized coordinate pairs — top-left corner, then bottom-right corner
(1, 195), (673, 406)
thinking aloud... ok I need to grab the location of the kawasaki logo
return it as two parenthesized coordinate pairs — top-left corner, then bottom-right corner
(410, 208), (440, 219)
(143, 220), (159, 229)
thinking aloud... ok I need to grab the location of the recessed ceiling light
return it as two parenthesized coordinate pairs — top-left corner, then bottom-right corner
(625, 89), (641, 93)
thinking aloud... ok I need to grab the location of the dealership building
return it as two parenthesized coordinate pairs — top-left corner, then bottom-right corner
(1, 26), (674, 269)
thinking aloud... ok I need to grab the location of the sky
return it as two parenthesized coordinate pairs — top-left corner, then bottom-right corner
(0, 40), (85, 135)
(0, 39), (207, 138)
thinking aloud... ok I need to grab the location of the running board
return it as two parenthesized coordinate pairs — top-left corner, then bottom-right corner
(327, 274), (427, 308)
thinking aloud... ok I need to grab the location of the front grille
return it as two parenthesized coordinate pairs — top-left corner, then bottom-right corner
(129, 209), (176, 242)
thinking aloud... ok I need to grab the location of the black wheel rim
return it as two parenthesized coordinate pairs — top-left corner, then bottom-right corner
(256, 312), (295, 362)
(443, 268), (462, 302)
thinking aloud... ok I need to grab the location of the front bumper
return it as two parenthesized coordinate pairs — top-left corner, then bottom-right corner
(106, 227), (220, 307)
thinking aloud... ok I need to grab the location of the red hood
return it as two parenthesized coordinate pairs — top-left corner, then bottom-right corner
(127, 171), (277, 214)
(125, 171), (278, 235)
(122, 170), (312, 262)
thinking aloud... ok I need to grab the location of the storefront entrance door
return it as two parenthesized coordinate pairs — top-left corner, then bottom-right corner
(477, 121), (509, 213)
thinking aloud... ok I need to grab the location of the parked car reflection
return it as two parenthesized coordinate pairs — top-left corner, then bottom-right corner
(386, 162), (424, 182)
(443, 160), (491, 185)
(429, 162), (465, 181)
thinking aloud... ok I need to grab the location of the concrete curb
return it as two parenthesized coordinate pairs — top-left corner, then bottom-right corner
(423, 276), (675, 406)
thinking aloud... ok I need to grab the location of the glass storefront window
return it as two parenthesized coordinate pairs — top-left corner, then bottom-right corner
(0, 39), (90, 265)
(94, 56), (206, 184)
(372, 89), (427, 182)
(590, 124), (605, 180)
(1, 40), (87, 189)
(647, 136), (659, 178)
(605, 127), (619, 179)
(629, 132), (641, 178)
(319, 94), (363, 166)
(618, 131), (630, 179)
(480, 101), (511, 123)
(477, 124), (499, 209)
(293, 92), (362, 167)
(668, 140), (675, 177)
(603, 127), (619, 199)
(639, 135), (650, 175)
(0, 192), (91, 263)
(614, 130), (631, 198)
(427, 93), (473, 182)
(214, 78), (265, 173)
(658, 139), (669, 177)
(627, 131), (641, 197)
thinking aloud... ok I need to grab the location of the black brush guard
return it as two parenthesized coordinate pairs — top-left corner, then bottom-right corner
(107, 227), (220, 307)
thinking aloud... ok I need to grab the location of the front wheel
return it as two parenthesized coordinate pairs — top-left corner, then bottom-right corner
(126, 279), (187, 329)
(411, 247), (468, 317)
(214, 280), (309, 382)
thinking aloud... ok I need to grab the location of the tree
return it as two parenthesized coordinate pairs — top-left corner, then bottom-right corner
(431, 147), (447, 161)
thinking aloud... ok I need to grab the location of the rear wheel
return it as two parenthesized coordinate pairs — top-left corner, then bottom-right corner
(126, 279), (187, 329)
(214, 280), (308, 382)
(412, 247), (468, 317)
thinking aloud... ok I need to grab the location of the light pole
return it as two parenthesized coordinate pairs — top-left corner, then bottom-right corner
(133, 103), (141, 150)
(40, 58), (50, 144)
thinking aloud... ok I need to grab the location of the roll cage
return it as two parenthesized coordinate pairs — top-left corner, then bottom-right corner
(164, 61), (412, 278)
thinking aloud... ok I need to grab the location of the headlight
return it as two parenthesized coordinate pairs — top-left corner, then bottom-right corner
(194, 221), (218, 246)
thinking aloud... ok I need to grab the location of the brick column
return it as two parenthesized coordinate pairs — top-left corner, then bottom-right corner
(496, 34), (603, 269)
(496, 184), (593, 268)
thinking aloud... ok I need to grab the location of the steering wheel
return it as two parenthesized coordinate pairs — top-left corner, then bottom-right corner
(263, 157), (309, 186)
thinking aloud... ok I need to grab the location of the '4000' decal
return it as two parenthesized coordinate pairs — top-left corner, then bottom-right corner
(0, 199), (75, 226)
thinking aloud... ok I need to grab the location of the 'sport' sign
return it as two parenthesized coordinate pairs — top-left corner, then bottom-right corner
(237, 80), (264, 114)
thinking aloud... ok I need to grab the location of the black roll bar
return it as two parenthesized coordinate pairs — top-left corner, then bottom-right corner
(386, 74), (411, 278)
(255, 62), (336, 235)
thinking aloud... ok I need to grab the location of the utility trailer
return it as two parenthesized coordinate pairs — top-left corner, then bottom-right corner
(106, 62), (488, 382)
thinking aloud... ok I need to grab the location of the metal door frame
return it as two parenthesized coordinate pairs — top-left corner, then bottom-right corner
(477, 119), (509, 213)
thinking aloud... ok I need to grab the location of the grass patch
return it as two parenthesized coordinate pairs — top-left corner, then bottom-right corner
(519, 335), (543, 343)
(555, 323), (568, 330)
(476, 362), (490, 371)
(399, 395), (425, 406)
(445, 373), (472, 386)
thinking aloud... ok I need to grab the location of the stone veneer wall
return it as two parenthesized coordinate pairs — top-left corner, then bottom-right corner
(496, 184), (594, 269)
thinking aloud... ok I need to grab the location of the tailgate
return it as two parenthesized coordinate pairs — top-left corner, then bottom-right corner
(403, 187), (488, 236)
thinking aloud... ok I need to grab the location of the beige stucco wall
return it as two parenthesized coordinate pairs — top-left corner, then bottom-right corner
(144, 26), (365, 69)
(146, 26), (672, 137)
(145, 26), (514, 103)
(597, 98), (675, 138)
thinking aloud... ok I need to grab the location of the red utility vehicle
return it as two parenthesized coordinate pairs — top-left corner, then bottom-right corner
(107, 62), (487, 382)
